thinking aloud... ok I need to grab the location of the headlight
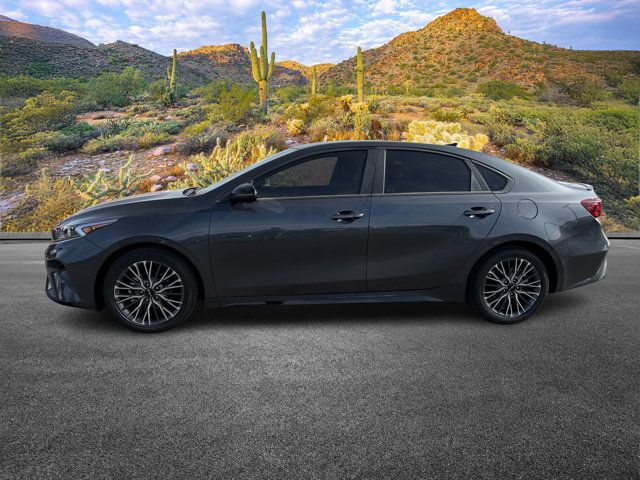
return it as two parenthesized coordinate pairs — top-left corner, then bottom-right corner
(51, 220), (117, 242)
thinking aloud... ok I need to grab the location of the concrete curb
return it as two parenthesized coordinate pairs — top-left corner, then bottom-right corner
(2, 232), (639, 241)
(0, 232), (51, 240)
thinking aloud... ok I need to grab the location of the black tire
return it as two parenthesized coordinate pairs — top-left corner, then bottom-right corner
(103, 247), (198, 332)
(467, 247), (549, 324)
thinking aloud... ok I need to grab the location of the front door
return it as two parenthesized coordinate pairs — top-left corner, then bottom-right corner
(367, 148), (501, 291)
(209, 149), (375, 297)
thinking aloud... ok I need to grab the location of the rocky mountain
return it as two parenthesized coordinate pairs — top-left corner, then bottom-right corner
(0, 35), (209, 84)
(276, 60), (335, 80)
(0, 16), (94, 47)
(0, 20), (306, 87)
(179, 44), (307, 86)
(3, 9), (637, 91)
(323, 8), (640, 92)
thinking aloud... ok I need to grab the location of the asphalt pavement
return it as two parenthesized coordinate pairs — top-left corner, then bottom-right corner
(1, 240), (638, 479)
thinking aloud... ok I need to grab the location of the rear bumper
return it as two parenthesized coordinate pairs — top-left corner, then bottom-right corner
(557, 225), (609, 292)
(566, 257), (607, 290)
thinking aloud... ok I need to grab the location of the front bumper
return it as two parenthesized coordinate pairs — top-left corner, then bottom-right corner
(44, 238), (105, 309)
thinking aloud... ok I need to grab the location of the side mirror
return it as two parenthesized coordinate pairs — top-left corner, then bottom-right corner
(229, 183), (257, 203)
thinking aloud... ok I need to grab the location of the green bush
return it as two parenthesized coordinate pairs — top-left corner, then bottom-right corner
(275, 86), (306, 103)
(85, 67), (146, 108)
(432, 107), (462, 122)
(192, 80), (236, 103)
(205, 84), (255, 123)
(477, 80), (529, 100)
(40, 122), (100, 153)
(538, 121), (605, 171)
(0, 91), (78, 154)
(504, 138), (538, 164)
(234, 126), (286, 152)
(82, 119), (180, 154)
(146, 79), (167, 103)
(0, 75), (86, 99)
(616, 78), (640, 105)
(552, 76), (606, 106)
(586, 107), (638, 131)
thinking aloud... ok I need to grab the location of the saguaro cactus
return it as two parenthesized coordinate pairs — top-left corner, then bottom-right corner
(310, 65), (317, 97)
(356, 47), (364, 102)
(249, 11), (275, 114)
(166, 49), (177, 106)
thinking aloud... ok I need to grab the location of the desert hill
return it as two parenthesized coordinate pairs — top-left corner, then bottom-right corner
(276, 60), (335, 80)
(179, 44), (307, 86)
(0, 16), (94, 47)
(322, 8), (640, 92)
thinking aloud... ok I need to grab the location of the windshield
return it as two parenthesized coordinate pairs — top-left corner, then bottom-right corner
(198, 148), (297, 195)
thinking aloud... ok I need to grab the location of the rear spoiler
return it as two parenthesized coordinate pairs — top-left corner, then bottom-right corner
(557, 181), (593, 191)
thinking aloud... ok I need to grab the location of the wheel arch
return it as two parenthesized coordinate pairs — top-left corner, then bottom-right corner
(467, 238), (562, 294)
(94, 241), (206, 310)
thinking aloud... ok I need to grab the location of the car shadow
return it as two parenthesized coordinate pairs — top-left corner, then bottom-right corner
(61, 289), (588, 333)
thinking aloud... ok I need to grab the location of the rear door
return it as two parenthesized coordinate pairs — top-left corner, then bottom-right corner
(367, 148), (501, 291)
(209, 148), (376, 297)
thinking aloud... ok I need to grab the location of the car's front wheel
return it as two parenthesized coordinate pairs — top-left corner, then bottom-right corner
(468, 248), (549, 324)
(103, 248), (198, 332)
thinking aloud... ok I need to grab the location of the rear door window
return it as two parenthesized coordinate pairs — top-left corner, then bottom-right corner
(384, 150), (472, 193)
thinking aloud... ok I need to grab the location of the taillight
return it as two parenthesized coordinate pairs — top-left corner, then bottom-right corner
(581, 198), (602, 218)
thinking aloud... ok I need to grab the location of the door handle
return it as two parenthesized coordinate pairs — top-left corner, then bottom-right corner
(463, 207), (495, 218)
(331, 211), (365, 222)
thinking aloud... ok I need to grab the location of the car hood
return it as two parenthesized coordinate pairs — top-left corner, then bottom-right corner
(64, 189), (186, 224)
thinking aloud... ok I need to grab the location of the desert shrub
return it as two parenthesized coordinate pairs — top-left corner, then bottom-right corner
(551, 76), (606, 106)
(1, 170), (82, 232)
(234, 126), (286, 152)
(1, 91), (77, 136)
(504, 138), (538, 164)
(204, 84), (255, 123)
(176, 138), (277, 188)
(538, 121), (605, 170)
(404, 120), (488, 151)
(85, 67), (146, 108)
(432, 107), (462, 122)
(146, 79), (167, 103)
(0, 75), (87, 99)
(193, 80), (235, 103)
(308, 116), (344, 142)
(178, 121), (235, 155)
(586, 107), (638, 131)
(275, 86), (306, 103)
(40, 122), (100, 153)
(74, 156), (149, 205)
(0, 91), (78, 158)
(287, 118), (305, 136)
(477, 80), (529, 100)
(616, 78), (640, 105)
(82, 119), (181, 154)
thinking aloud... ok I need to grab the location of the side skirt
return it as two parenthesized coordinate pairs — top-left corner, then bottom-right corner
(203, 283), (466, 309)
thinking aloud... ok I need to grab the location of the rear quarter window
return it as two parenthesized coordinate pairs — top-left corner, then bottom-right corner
(474, 163), (509, 191)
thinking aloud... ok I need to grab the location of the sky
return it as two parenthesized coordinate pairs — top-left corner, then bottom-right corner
(1, 0), (639, 64)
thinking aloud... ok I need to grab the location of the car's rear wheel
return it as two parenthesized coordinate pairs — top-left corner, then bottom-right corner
(103, 248), (198, 332)
(468, 248), (548, 324)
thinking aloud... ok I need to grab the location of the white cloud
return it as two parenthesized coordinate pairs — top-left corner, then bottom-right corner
(3, 9), (27, 19)
(6, 0), (638, 63)
(372, 0), (397, 16)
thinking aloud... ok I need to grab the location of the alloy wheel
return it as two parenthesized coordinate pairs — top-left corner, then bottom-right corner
(113, 260), (184, 325)
(482, 257), (542, 318)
